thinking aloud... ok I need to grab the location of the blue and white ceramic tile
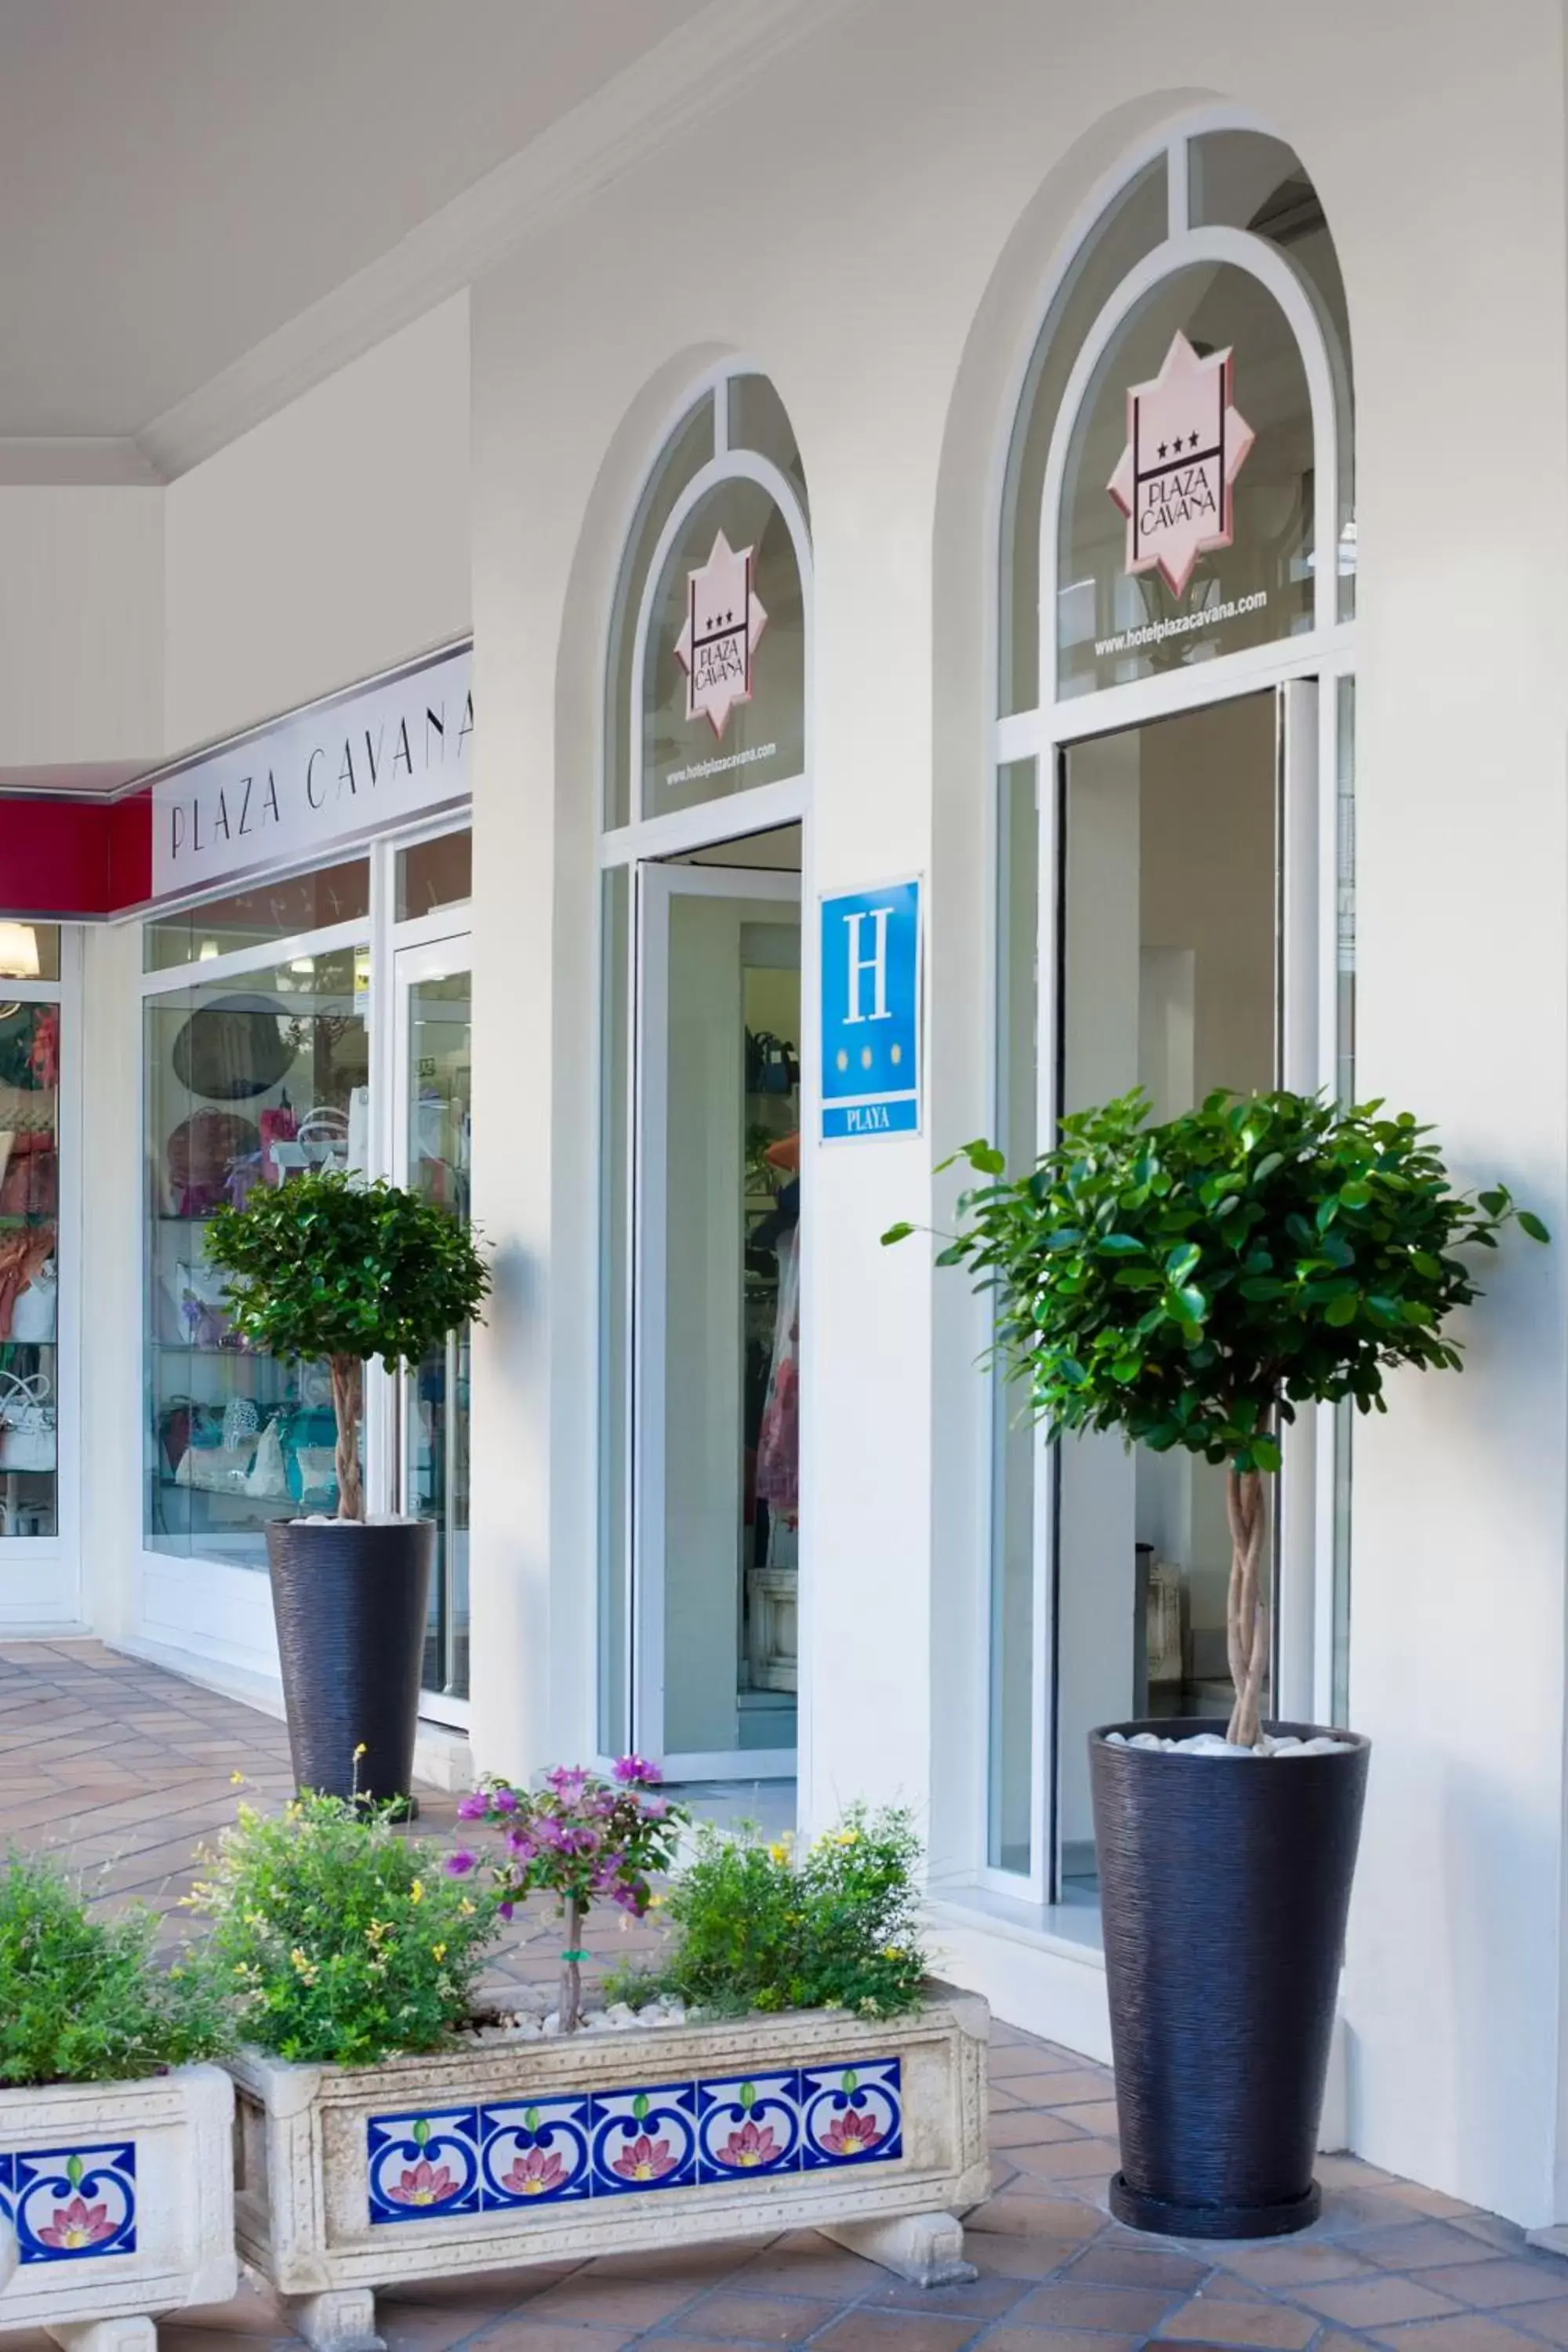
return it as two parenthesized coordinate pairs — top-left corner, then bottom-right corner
(589, 2082), (698, 2195)
(695, 2071), (801, 2183)
(799, 2060), (902, 2169)
(15, 2144), (136, 2262)
(367, 2108), (481, 2223)
(480, 2099), (591, 2208)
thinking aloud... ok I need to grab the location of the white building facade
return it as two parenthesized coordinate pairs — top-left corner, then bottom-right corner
(2, 0), (1565, 2238)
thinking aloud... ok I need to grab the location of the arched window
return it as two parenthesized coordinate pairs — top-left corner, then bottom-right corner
(597, 366), (811, 1778)
(985, 121), (1355, 1902)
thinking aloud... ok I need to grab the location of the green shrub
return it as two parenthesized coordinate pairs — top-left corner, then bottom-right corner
(608, 1806), (927, 2023)
(191, 1793), (499, 2067)
(0, 1852), (229, 2087)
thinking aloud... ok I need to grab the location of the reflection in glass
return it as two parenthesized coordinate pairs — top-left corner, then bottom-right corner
(1332, 677), (1356, 1725)
(1057, 696), (1277, 1890)
(728, 375), (809, 520)
(598, 869), (631, 1756)
(660, 888), (800, 1758)
(0, 925), (59, 981)
(1190, 131), (1354, 621)
(143, 860), (369, 971)
(990, 760), (1038, 1875)
(642, 479), (805, 816)
(1000, 157), (1167, 717)
(1058, 264), (1314, 698)
(145, 949), (369, 1565)
(396, 831), (472, 923)
(403, 970), (472, 1702)
(605, 396), (714, 830)
(0, 1002), (60, 1537)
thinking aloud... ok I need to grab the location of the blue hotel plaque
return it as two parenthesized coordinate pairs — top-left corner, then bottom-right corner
(819, 879), (921, 1140)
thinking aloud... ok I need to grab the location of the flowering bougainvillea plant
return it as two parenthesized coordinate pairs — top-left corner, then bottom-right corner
(448, 1759), (686, 2032)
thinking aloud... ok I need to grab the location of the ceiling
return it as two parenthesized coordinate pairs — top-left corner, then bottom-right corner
(0, 0), (712, 447)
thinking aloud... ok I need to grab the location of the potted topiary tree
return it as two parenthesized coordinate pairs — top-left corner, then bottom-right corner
(888, 1087), (1546, 2240)
(206, 1168), (491, 1807)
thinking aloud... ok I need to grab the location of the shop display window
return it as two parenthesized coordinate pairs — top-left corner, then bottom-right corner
(0, 962), (64, 1541)
(142, 830), (474, 1703)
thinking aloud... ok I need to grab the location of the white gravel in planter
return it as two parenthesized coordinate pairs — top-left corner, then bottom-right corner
(1103, 1730), (1353, 1755)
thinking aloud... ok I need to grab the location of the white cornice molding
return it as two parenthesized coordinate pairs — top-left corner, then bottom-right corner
(136, 0), (863, 482)
(0, 437), (162, 486)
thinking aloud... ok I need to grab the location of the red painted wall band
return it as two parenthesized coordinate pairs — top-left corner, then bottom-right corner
(0, 792), (151, 918)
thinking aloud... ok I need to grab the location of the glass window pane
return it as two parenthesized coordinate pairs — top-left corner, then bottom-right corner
(598, 866), (631, 1757)
(402, 968), (471, 1702)
(641, 477), (804, 815)
(0, 1001), (60, 1537)
(727, 374), (809, 521)
(396, 829), (471, 921)
(1058, 263), (1314, 698)
(1057, 696), (1277, 1891)
(605, 395), (715, 829)
(990, 760), (1038, 1873)
(145, 946), (370, 1565)
(143, 860), (370, 971)
(1000, 157), (1168, 717)
(0, 924), (60, 981)
(659, 887), (800, 1758)
(1332, 676), (1356, 1726)
(1191, 131), (1355, 620)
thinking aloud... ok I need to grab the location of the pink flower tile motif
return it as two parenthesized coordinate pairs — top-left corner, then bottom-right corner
(800, 2059), (902, 2171)
(696, 2071), (800, 2183)
(481, 2098), (590, 2208)
(367, 2109), (480, 2223)
(590, 2082), (696, 2195)
(15, 2146), (136, 2263)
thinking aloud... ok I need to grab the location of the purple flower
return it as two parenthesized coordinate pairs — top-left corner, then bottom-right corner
(546, 1766), (590, 1802)
(492, 1787), (520, 1814)
(642, 1797), (670, 1820)
(444, 1850), (476, 1877)
(497, 1900), (514, 1922)
(613, 1754), (662, 1786)
(506, 1828), (536, 1860)
(456, 1792), (488, 1820)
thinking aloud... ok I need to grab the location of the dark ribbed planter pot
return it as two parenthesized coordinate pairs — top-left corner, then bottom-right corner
(267, 1519), (434, 1806)
(1090, 1719), (1370, 2240)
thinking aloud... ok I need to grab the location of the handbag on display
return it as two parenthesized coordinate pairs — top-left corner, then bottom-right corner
(244, 1416), (289, 1500)
(0, 1370), (55, 1473)
(176, 1399), (260, 1494)
(167, 1109), (260, 1217)
(267, 1103), (349, 1174)
(9, 1255), (56, 1343)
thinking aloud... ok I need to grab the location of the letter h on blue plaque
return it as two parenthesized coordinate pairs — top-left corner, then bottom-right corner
(820, 880), (920, 1141)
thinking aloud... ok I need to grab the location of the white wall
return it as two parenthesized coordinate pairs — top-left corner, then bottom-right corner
(0, 488), (162, 769)
(466, 0), (1568, 2230)
(163, 293), (472, 757)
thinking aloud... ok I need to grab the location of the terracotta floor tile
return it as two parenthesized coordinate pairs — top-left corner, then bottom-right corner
(1216, 2241), (1374, 2289)
(1012, 2278), (1187, 2333)
(964, 2196), (1106, 2242)
(990, 2110), (1100, 2150)
(1370, 2320), (1551, 2352)
(1007, 2135), (1123, 2182)
(1065, 2241), (1212, 2291)
(859, 2270), (1036, 2319)
(1027, 2069), (1116, 2106)
(1158, 2296), (1318, 2347)
(725, 2236), (881, 2296)
(807, 2314), (979, 2350)
(967, 2231), (1103, 2284)
(1058, 2100), (1123, 2138)
(1421, 2261), (1568, 2309)
(377, 2304), (503, 2351)
(468, 2274), (693, 2329)
(979, 2336), (1143, 2352)
(1504, 2299), (1568, 2347)
(654, 2287), (839, 2340)
(988, 2045), (1097, 2082)
(1290, 2277), (1465, 2327)
(1358, 2224), (1514, 2272)
(467, 2324), (637, 2352)
(383, 2266), (582, 2311)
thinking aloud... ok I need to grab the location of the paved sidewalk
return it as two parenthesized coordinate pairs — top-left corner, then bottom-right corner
(4, 1642), (1568, 2350)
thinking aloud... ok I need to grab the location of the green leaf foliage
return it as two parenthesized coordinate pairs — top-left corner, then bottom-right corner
(0, 1852), (230, 2086)
(191, 1792), (501, 2067)
(205, 1170), (492, 1373)
(604, 1806), (927, 2024)
(894, 1089), (1547, 1474)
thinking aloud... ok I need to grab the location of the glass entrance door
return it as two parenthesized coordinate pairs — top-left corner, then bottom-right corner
(392, 935), (473, 1726)
(634, 864), (802, 1777)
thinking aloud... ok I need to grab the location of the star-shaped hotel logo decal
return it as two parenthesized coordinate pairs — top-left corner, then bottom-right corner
(1107, 330), (1255, 597)
(673, 528), (768, 739)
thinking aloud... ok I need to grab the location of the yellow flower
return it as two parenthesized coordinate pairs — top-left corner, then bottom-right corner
(410, 1878), (424, 1904)
(648, 1892), (665, 1909)
(458, 1898), (475, 1918)
(354, 1742), (368, 1760)
(834, 1828), (860, 1847)
(431, 1944), (447, 1962)
(768, 1840), (792, 1864)
(881, 1946), (904, 1962)
(230, 1769), (246, 1787)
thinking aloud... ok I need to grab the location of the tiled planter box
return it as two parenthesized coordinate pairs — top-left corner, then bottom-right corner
(0, 2066), (236, 2352)
(228, 1994), (989, 2351)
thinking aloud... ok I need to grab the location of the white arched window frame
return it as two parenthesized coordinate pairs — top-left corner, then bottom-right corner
(594, 361), (815, 1776)
(979, 115), (1356, 1906)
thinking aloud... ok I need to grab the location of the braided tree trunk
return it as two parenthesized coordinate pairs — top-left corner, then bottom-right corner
(328, 1355), (365, 1523)
(1225, 1466), (1269, 1748)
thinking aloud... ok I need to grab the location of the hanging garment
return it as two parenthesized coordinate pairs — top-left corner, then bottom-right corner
(754, 1227), (800, 1524)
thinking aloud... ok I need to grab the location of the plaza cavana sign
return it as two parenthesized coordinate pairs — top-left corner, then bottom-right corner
(151, 644), (472, 901)
(1108, 330), (1254, 597)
